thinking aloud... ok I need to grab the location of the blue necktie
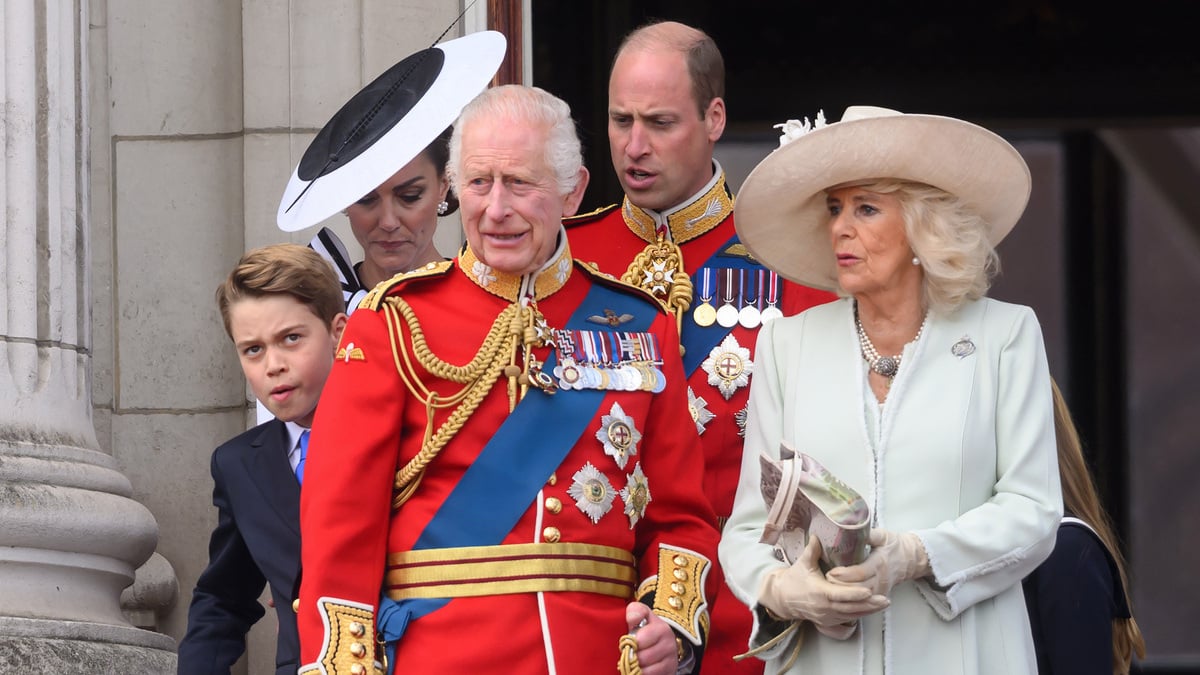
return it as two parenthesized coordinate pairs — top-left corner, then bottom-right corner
(296, 430), (310, 484)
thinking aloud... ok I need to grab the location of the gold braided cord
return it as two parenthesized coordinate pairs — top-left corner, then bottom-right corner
(617, 634), (642, 675)
(382, 297), (519, 509)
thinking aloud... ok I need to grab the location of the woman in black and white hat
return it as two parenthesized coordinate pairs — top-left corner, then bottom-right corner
(278, 31), (506, 313)
(718, 106), (1062, 674)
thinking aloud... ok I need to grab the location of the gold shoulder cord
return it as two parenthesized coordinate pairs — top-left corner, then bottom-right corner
(382, 296), (547, 509)
(620, 236), (693, 348)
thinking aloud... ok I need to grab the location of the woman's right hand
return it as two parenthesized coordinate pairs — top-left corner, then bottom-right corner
(758, 536), (889, 627)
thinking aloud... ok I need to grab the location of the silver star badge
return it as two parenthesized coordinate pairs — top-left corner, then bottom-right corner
(568, 462), (617, 524)
(596, 402), (641, 469)
(702, 334), (753, 400)
(688, 386), (716, 435)
(735, 404), (749, 438)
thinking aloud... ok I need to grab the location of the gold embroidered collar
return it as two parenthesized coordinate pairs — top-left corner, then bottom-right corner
(621, 163), (734, 246)
(458, 231), (574, 302)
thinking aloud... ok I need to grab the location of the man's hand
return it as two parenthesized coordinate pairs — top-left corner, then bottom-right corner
(625, 602), (679, 675)
(759, 536), (889, 626)
(827, 529), (930, 597)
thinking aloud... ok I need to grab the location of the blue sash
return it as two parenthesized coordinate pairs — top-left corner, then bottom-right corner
(681, 235), (767, 374)
(378, 276), (657, 664)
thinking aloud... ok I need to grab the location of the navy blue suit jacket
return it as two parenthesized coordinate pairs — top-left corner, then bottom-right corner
(178, 419), (302, 675)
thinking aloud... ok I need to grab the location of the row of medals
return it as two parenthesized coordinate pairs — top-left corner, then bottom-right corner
(691, 268), (783, 329)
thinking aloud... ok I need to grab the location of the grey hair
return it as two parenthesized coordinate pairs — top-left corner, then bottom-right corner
(855, 179), (1000, 315)
(447, 85), (583, 196)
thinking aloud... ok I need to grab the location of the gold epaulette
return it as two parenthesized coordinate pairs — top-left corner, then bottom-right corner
(357, 260), (454, 312)
(572, 259), (668, 315)
(562, 202), (620, 229)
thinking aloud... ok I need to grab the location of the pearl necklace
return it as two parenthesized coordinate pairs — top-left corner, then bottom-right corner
(855, 310), (927, 379)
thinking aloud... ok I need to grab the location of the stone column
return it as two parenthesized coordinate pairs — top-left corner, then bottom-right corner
(0, 1), (175, 669)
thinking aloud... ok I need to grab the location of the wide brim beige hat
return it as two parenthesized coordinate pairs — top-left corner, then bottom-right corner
(734, 106), (1031, 291)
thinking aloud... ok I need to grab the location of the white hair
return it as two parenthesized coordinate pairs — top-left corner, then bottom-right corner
(447, 85), (584, 196)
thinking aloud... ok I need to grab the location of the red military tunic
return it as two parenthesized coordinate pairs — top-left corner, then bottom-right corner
(297, 236), (719, 674)
(565, 166), (836, 674)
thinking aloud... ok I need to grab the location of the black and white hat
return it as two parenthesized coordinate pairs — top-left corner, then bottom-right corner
(277, 30), (506, 232)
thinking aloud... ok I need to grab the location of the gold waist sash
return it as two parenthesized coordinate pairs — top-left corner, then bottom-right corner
(384, 542), (638, 601)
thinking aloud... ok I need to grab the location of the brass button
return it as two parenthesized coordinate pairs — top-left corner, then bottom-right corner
(671, 581), (686, 595)
(547, 473), (558, 486)
(350, 665), (366, 675)
(348, 621), (366, 638)
(291, 599), (300, 613)
(544, 497), (562, 514)
(673, 569), (688, 581)
(350, 642), (366, 658)
(543, 526), (561, 543)
(668, 596), (683, 610)
(673, 554), (687, 566)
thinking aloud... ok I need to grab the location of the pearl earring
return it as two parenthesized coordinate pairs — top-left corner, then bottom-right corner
(912, 256), (920, 266)
(437, 200), (449, 216)
(341, 209), (348, 216)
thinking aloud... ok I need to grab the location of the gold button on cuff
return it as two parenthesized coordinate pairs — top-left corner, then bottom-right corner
(348, 621), (366, 638)
(545, 497), (562, 514)
(673, 569), (688, 581)
(350, 665), (366, 675)
(350, 642), (367, 658)
(671, 581), (686, 595)
(673, 555), (687, 566)
(668, 596), (683, 610)
(291, 599), (300, 613)
(543, 526), (561, 543)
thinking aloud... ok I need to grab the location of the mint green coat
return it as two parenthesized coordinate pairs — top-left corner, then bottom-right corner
(719, 297), (1062, 675)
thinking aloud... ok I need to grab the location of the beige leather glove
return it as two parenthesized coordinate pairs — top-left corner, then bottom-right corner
(759, 535), (889, 627)
(827, 528), (930, 597)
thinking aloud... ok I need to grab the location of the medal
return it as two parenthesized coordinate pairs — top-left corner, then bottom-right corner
(596, 402), (641, 469)
(715, 268), (740, 328)
(760, 271), (784, 323)
(701, 334), (753, 400)
(688, 386), (716, 435)
(619, 463), (652, 529)
(692, 267), (717, 327)
(738, 269), (761, 329)
(567, 462), (617, 524)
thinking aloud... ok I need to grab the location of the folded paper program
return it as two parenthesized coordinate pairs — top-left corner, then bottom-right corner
(759, 442), (870, 569)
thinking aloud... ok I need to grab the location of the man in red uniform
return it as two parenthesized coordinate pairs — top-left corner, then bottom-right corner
(297, 83), (720, 675)
(564, 20), (836, 674)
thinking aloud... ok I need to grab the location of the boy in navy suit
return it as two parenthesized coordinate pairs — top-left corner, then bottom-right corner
(178, 244), (347, 675)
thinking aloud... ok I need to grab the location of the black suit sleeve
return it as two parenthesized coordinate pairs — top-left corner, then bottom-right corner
(1024, 525), (1118, 675)
(177, 450), (268, 675)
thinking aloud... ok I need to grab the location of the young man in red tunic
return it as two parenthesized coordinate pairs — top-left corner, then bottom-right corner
(565, 20), (836, 674)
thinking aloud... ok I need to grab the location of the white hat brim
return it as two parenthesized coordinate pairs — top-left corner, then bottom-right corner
(734, 109), (1031, 291)
(277, 31), (506, 232)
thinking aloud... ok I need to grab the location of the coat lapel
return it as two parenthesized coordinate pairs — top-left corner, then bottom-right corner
(244, 419), (302, 538)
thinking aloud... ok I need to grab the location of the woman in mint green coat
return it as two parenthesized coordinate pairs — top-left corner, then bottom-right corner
(718, 106), (1062, 675)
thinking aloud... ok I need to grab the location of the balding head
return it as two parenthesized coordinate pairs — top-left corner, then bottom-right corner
(615, 20), (724, 119)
